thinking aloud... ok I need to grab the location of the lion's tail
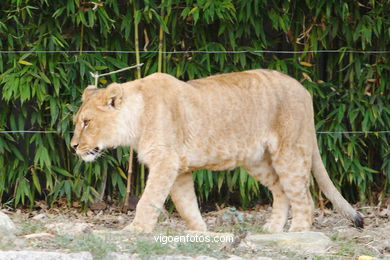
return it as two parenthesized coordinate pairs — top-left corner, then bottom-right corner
(311, 138), (364, 228)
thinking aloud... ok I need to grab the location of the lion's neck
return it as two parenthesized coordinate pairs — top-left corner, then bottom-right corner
(116, 90), (144, 149)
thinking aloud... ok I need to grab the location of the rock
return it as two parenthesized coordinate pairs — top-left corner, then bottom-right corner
(193, 257), (217, 260)
(103, 253), (136, 260)
(122, 195), (139, 211)
(0, 251), (93, 260)
(379, 208), (389, 218)
(226, 257), (272, 260)
(104, 255), (272, 260)
(45, 222), (92, 236)
(90, 201), (107, 211)
(32, 213), (46, 220)
(0, 212), (23, 250)
(23, 232), (55, 239)
(0, 211), (17, 234)
(104, 254), (215, 260)
(247, 231), (332, 254)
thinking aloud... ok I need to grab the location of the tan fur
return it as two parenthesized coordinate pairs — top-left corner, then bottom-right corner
(71, 69), (363, 233)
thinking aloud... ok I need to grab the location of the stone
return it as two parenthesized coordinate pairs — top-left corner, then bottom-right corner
(0, 215), (20, 250)
(32, 213), (46, 220)
(0, 211), (17, 234)
(104, 254), (216, 260)
(104, 255), (272, 260)
(193, 257), (217, 260)
(0, 251), (93, 260)
(44, 222), (92, 236)
(225, 257), (273, 260)
(247, 231), (332, 254)
(226, 257), (273, 260)
(103, 253), (137, 260)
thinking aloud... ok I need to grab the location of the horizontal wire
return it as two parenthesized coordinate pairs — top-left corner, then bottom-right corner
(0, 49), (388, 135)
(0, 130), (58, 133)
(316, 131), (390, 134)
(0, 130), (389, 134)
(0, 50), (389, 54)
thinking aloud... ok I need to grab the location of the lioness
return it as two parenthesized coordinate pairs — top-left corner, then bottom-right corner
(71, 70), (363, 233)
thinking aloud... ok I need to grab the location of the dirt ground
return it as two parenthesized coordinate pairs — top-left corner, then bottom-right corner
(1, 202), (389, 260)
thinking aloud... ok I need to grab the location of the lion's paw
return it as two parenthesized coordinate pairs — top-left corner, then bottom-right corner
(122, 222), (154, 233)
(263, 222), (284, 233)
(288, 224), (310, 232)
(188, 221), (208, 232)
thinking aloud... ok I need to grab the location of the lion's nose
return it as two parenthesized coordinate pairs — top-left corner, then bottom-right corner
(72, 143), (79, 150)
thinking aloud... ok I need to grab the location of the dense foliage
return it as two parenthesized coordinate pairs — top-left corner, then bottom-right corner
(0, 0), (389, 209)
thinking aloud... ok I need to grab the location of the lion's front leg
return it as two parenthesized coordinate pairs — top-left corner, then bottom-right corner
(171, 172), (207, 231)
(123, 161), (179, 233)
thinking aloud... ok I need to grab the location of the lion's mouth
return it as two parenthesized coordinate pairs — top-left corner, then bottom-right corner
(80, 147), (102, 162)
(86, 147), (100, 155)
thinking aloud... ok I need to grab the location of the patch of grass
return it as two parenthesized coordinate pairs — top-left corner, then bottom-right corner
(121, 231), (229, 259)
(214, 222), (265, 234)
(176, 242), (225, 258)
(126, 238), (227, 259)
(17, 220), (45, 235)
(274, 249), (303, 259)
(130, 240), (172, 259)
(334, 238), (378, 259)
(47, 232), (118, 259)
(0, 232), (15, 250)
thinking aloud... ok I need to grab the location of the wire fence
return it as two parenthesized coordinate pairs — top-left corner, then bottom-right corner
(0, 130), (389, 135)
(0, 50), (389, 54)
(0, 48), (388, 136)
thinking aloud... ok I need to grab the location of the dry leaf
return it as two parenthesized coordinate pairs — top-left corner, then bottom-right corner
(18, 60), (33, 66)
(300, 61), (313, 67)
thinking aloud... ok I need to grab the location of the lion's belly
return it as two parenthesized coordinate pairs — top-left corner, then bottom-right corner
(184, 142), (266, 171)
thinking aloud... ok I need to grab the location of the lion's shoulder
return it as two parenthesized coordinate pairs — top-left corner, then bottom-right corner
(143, 72), (181, 83)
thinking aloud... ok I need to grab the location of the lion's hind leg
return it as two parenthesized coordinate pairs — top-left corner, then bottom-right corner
(171, 172), (207, 231)
(246, 152), (290, 233)
(271, 143), (314, 232)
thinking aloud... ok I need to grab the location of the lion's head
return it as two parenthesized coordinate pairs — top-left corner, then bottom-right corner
(71, 83), (138, 162)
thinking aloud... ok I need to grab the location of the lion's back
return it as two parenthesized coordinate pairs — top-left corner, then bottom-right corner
(187, 69), (301, 91)
(185, 69), (312, 119)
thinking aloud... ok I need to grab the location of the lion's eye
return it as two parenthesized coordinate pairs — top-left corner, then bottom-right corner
(83, 120), (90, 127)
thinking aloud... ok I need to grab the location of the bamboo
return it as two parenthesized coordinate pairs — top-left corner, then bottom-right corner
(134, 0), (144, 195)
(157, 1), (164, 73)
(124, 148), (134, 209)
(79, 24), (84, 55)
(124, 0), (143, 207)
(133, 0), (141, 79)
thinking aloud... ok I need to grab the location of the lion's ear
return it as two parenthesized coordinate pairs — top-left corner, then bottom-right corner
(82, 85), (98, 102)
(102, 83), (123, 110)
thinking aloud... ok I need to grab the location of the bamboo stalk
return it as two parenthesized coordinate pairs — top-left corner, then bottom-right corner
(124, 0), (142, 209)
(133, 0), (143, 195)
(98, 166), (108, 201)
(125, 148), (134, 197)
(157, 1), (164, 73)
(134, 0), (141, 79)
(79, 24), (84, 55)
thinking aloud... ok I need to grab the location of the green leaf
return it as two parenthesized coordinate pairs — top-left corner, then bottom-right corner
(31, 168), (42, 194)
(52, 166), (73, 178)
